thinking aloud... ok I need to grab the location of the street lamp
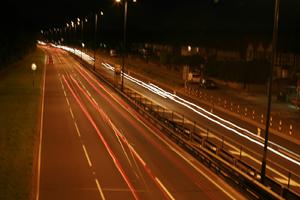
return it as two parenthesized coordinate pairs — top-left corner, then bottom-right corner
(115, 0), (137, 90)
(260, 0), (281, 184)
(94, 10), (104, 71)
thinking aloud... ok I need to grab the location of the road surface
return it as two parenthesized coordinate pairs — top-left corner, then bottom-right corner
(37, 46), (245, 200)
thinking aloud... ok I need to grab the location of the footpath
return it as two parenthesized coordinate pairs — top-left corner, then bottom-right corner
(86, 49), (300, 144)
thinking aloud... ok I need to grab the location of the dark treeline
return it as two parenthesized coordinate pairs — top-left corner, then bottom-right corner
(0, 32), (36, 69)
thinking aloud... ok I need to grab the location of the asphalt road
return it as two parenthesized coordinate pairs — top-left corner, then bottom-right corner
(87, 53), (300, 192)
(38, 47), (245, 200)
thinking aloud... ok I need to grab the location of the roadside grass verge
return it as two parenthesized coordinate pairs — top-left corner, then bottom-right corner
(0, 47), (45, 200)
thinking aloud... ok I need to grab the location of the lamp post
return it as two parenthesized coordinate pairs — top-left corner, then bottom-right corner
(260, 0), (281, 184)
(31, 63), (37, 88)
(94, 11), (104, 71)
(115, 0), (136, 90)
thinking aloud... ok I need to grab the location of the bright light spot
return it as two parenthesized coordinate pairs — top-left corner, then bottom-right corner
(31, 63), (37, 71)
(53, 44), (300, 168)
(116, 0), (121, 3)
(188, 45), (192, 52)
(37, 40), (46, 45)
(100, 11), (104, 16)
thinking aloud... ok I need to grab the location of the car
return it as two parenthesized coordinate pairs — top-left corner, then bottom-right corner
(200, 78), (217, 89)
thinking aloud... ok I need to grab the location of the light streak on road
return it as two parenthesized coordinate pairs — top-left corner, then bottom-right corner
(55, 44), (300, 168)
(62, 74), (139, 200)
(102, 63), (300, 167)
(69, 73), (176, 200)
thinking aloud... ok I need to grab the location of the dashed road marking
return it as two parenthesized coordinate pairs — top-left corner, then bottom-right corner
(82, 145), (92, 167)
(95, 178), (106, 200)
(69, 107), (74, 119)
(155, 177), (176, 200)
(74, 122), (81, 137)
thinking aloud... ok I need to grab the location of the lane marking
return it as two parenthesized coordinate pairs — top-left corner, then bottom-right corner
(63, 90), (67, 97)
(95, 179), (106, 200)
(70, 74), (176, 199)
(73, 63), (233, 199)
(168, 142), (237, 200)
(70, 75), (135, 168)
(155, 177), (176, 200)
(92, 97), (98, 106)
(36, 53), (47, 200)
(74, 122), (81, 137)
(82, 145), (92, 167)
(69, 107), (74, 119)
(87, 90), (92, 97)
(66, 97), (70, 106)
(62, 75), (139, 200)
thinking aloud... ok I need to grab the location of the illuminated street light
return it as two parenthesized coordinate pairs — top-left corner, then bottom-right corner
(31, 63), (37, 88)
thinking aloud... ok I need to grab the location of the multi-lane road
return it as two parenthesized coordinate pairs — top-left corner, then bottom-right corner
(87, 50), (300, 192)
(37, 46), (246, 200)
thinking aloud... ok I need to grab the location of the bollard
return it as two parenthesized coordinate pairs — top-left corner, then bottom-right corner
(224, 100), (227, 108)
(245, 107), (248, 117)
(252, 110), (255, 120)
(278, 120), (282, 132)
(270, 116), (273, 127)
(257, 127), (261, 137)
(289, 124), (293, 135)
(237, 105), (240, 113)
(230, 102), (233, 111)
(261, 114), (264, 123)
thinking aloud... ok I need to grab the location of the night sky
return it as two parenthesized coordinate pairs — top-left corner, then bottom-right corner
(2, 0), (300, 50)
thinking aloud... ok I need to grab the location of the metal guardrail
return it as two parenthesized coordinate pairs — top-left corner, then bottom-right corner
(71, 53), (300, 200)
(123, 88), (299, 200)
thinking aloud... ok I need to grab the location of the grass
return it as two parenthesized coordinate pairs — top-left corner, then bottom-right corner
(0, 47), (45, 200)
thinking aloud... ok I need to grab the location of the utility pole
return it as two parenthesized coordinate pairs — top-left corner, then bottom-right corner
(260, 0), (280, 184)
(94, 13), (98, 71)
(121, 0), (128, 91)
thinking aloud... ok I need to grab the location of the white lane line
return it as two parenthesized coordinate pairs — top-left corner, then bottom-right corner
(74, 122), (81, 137)
(87, 90), (92, 97)
(63, 90), (67, 97)
(154, 177), (176, 200)
(95, 178), (106, 200)
(66, 97), (70, 106)
(75, 67), (236, 199)
(36, 53), (47, 200)
(169, 145), (237, 200)
(115, 97), (237, 200)
(69, 107), (74, 119)
(92, 98), (98, 106)
(82, 145), (92, 167)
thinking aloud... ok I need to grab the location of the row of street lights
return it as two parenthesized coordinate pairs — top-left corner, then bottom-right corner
(41, 0), (280, 186)
(42, 0), (136, 90)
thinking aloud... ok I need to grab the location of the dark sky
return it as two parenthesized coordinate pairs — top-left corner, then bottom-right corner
(2, 0), (300, 49)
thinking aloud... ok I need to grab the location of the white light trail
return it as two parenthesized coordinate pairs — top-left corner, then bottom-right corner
(55, 44), (300, 167)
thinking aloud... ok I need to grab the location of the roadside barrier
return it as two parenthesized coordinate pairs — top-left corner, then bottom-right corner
(71, 52), (299, 200)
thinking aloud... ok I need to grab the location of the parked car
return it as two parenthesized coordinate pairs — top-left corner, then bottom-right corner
(200, 78), (217, 89)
